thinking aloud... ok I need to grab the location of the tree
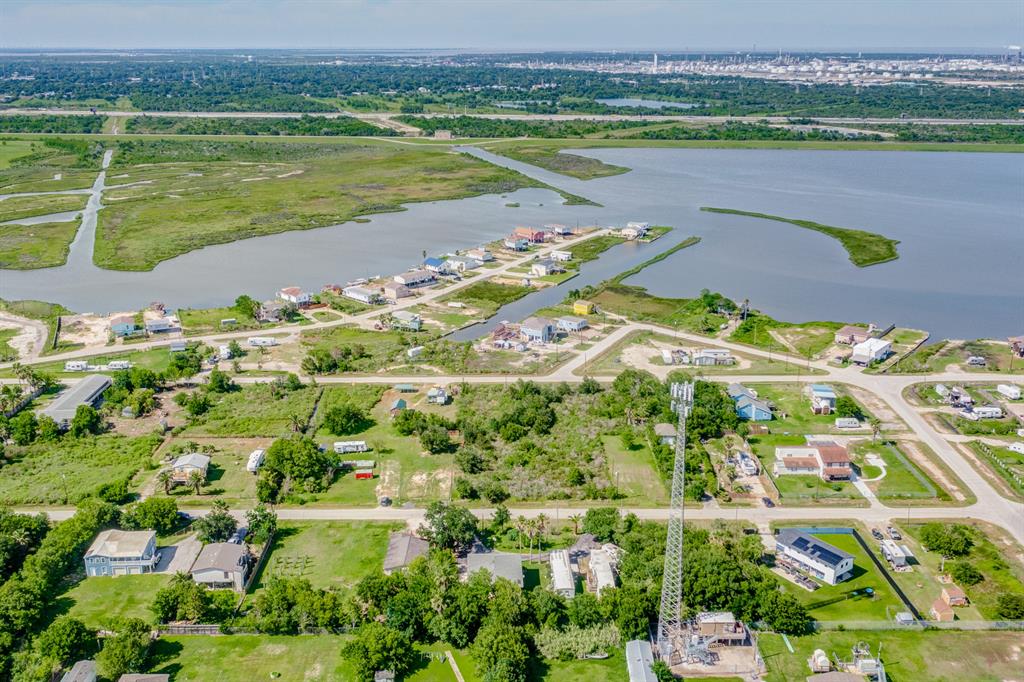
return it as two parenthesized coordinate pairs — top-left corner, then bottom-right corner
(568, 514), (583, 535)
(206, 368), (235, 393)
(95, 618), (150, 680)
(491, 504), (510, 532)
(420, 425), (453, 454)
(34, 616), (94, 668)
(455, 446), (485, 474)
(567, 592), (603, 629)
(234, 294), (260, 319)
(472, 621), (530, 682)
(996, 593), (1024, 619)
(919, 523), (973, 557)
(193, 500), (236, 543)
(156, 470), (172, 495)
(341, 622), (415, 682)
(322, 403), (368, 436)
(651, 660), (674, 682)
(245, 504), (278, 545)
(582, 507), (620, 542)
(121, 498), (180, 535)
(227, 339), (245, 358)
(263, 435), (334, 494)
(69, 404), (102, 438)
(187, 469), (205, 496)
(834, 396), (864, 420)
(9, 411), (37, 445)
(419, 502), (477, 554)
(757, 588), (810, 634)
(868, 417), (882, 442)
(950, 561), (983, 586)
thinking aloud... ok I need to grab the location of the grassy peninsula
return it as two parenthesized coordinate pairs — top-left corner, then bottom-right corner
(700, 207), (900, 267)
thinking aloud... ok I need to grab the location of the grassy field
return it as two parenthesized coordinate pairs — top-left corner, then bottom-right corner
(54, 574), (171, 627)
(760, 630), (1024, 682)
(602, 435), (668, 504)
(567, 234), (626, 262)
(177, 304), (263, 335)
(181, 384), (321, 437)
(147, 635), (356, 681)
(0, 345), (179, 378)
(852, 441), (952, 503)
(150, 437), (264, 507)
(701, 207), (900, 267)
(0, 217), (81, 269)
(0, 433), (162, 505)
(296, 325), (412, 373)
(0, 192), (88, 223)
(253, 521), (402, 592)
(966, 441), (1024, 500)
(0, 139), (41, 168)
(493, 144), (631, 179)
(92, 138), (546, 270)
(774, 529), (904, 620)
(0, 328), (17, 361)
(746, 383), (868, 433)
(442, 279), (533, 317)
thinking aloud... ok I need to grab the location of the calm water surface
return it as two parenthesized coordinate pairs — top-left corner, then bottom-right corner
(1, 146), (1020, 340)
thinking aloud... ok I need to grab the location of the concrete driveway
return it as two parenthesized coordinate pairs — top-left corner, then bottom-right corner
(155, 533), (202, 574)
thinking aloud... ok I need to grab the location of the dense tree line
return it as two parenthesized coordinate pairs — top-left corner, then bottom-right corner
(124, 114), (396, 136)
(623, 122), (885, 141)
(0, 115), (104, 134)
(0, 510), (49, 586)
(395, 115), (660, 138)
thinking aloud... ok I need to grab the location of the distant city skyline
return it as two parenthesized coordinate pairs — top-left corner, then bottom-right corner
(0, 0), (1021, 52)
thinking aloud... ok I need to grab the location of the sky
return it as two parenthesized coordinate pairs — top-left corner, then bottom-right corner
(0, 0), (1021, 52)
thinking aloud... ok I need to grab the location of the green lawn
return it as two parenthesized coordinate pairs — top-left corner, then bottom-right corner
(750, 435), (864, 505)
(852, 441), (951, 503)
(0, 218), (81, 269)
(177, 304), (262, 336)
(253, 521), (402, 592)
(181, 384), (321, 437)
(0, 433), (162, 505)
(747, 383), (867, 433)
(760, 630), (1024, 682)
(93, 138), (545, 270)
(55, 574), (171, 627)
(0, 328), (18, 361)
(147, 635), (355, 681)
(967, 441), (1024, 499)
(493, 144), (630, 179)
(602, 435), (668, 504)
(150, 438), (263, 507)
(775, 529), (903, 620)
(3, 346), (179, 378)
(442, 280), (533, 318)
(296, 325), (413, 373)
(0, 139), (41, 168)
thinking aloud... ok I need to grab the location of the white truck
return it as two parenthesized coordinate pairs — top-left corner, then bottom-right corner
(218, 344), (233, 360)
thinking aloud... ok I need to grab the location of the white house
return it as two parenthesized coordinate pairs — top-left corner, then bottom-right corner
(342, 285), (381, 305)
(588, 548), (617, 594)
(393, 269), (435, 287)
(549, 549), (575, 599)
(277, 287), (311, 306)
(191, 542), (249, 592)
(550, 250), (572, 262)
(466, 248), (494, 262)
(530, 259), (564, 277)
(334, 441), (369, 453)
(444, 255), (482, 272)
(851, 338), (892, 365)
(775, 528), (854, 585)
(809, 384), (838, 414)
(621, 221), (650, 240)
(145, 317), (174, 333)
(171, 453), (211, 484)
(246, 449), (265, 474)
(997, 384), (1021, 400)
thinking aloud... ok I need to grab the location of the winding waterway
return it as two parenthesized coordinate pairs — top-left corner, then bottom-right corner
(1, 145), (1020, 340)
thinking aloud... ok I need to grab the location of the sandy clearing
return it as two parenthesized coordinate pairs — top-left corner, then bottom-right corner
(276, 169), (304, 178)
(899, 438), (966, 501)
(240, 177), (270, 182)
(376, 460), (399, 500)
(0, 311), (47, 359)
(843, 384), (908, 431)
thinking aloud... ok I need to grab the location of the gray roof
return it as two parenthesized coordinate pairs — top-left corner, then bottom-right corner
(39, 374), (111, 424)
(383, 532), (429, 573)
(119, 675), (170, 682)
(727, 383), (755, 399)
(736, 395), (771, 414)
(172, 453), (210, 470)
(60, 660), (96, 682)
(625, 640), (657, 682)
(521, 316), (553, 330)
(776, 529), (854, 568)
(191, 542), (246, 574)
(467, 551), (523, 586)
(654, 423), (676, 437)
(85, 529), (154, 559)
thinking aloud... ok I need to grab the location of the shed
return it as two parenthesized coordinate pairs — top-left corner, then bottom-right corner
(466, 551), (523, 587)
(394, 383), (417, 393)
(653, 423), (676, 445)
(549, 549), (575, 598)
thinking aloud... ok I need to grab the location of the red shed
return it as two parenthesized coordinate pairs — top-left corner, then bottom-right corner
(355, 469), (375, 480)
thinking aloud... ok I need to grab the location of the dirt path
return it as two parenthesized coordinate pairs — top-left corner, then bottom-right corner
(768, 329), (798, 354)
(844, 384), (908, 431)
(899, 438), (967, 502)
(0, 311), (48, 360)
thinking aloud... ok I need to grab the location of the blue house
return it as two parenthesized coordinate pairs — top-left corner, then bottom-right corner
(423, 257), (449, 273)
(109, 314), (137, 337)
(520, 316), (554, 343)
(84, 529), (159, 576)
(736, 395), (772, 422)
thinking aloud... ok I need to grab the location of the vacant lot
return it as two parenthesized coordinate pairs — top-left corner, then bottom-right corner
(181, 384), (321, 437)
(602, 436), (668, 504)
(53, 574), (171, 628)
(492, 143), (630, 179)
(253, 521), (402, 592)
(94, 138), (543, 270)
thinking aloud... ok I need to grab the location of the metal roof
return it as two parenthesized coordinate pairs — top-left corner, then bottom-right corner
(625, 640), (657, 682)
(85, 530), (154, 559)
(191, 542), (246, 573)
(39, 374), (111, 425)
(467, 551), (523, 586)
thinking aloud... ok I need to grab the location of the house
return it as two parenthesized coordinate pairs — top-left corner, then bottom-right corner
(774, 441), (851, 481)
(407, 346), (424, 360)
(423, 257), (450, 273)
(321, 284), (344, 296)
(930, 598), (955, 622)
(65, 360), (88, 372)
(998, 384), (1022, 400)
(334, 441), (368, 453)
(145, 317), (174, 333)
(520, 316), (555, 343)
(736, 395), (772, 422)
(383, 532), (430, 574)
(775, 529), (854, 585)
(278, 287), (311, 306)
(466, 248), (494, 262)
(809, 384), (837, 414)
(343, 285), (382, 305)
(851, 338), (892, 365)
(556, 316), (588, 333)
(340, 459), (375, 470)
(1010, 336), (1024, 358)
(942, 585), (968, 607)
(693, 348), (734, 366)
(549, 549), (575, 598)
(530, 258), (564, 277)
(191, 542), (250, 591)
(84, 530), (159, 576)
(393, 269), (435, 288)
(621, 221), (649, 240)
(433, 129), (453, 140)
(573, 300), (595, 315)
(588, 548), (618, 594)
(727, 383), (757, 401)
(108, 360), (132, 370)
(550, 250), (572, 262)
(654, 423), (676, 446)
(60, 660), (97, 682)
(39, 374), (111, 429)
(833, 325), (872, 345)
(170, 453), (211, 484)
(246, 449), (265, 473)
(816, 442), (853, 481)
(394, 383), (417, 393)
(737, 452), (759, 476)
(427, 386), (449, 405)
(467, 551), (524, 587)
(390, 398), (407, 416)
(695, 611), (747, 645)
(625, 640), (657, 682)
(391, 310), (422, 331)
(382, 282), (412, 300)
(513, 226), (546, 243)
(110, 315), (138, 337)
(503, 237), (529, 251)
(545, 223), (573, 236)
(258, 300), (287, 322)
(445, 255), (482, 272)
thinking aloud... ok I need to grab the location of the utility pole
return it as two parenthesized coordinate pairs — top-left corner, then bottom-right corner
(657, 381), (694, 662)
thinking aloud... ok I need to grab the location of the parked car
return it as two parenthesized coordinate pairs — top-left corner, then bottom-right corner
(871, 528), (885, 541)
(379, 496), (393, 507)
(887, 526), (902, 540)
(761, 497), (775, 508)
(228, 527), (248, 544)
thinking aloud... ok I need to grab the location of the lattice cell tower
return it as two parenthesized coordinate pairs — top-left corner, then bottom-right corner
(657, 381), (694, 661)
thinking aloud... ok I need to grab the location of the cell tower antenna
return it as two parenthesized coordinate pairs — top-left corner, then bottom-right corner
(657, 381), (694, 662)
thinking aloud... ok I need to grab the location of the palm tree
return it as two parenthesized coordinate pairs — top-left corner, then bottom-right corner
(187, 469), (204, 495)
(156, 470), (172, 495)
(514, 516), (527, 553)
(568, 514), (582, 536)
(289, 414), (305, 433)
(535, 513), (548, 554)
(869, 417), (882, 442)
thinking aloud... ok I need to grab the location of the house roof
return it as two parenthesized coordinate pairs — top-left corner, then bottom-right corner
(697, 611), (736, 624)
(467, 551), (523, 585)
(61, 660), (97, 682)
(85, 529), (154, 559)
(931, 597), (954, 617)
(279, 286), (303, 296)
(776, 529), (853, 568)
(943, 585), (966, 599)
(806, 673), (867, 682)
(110, 315), (135, 326)
(391, 399), (407, 409)
(557, 315), (587, 325)
(836, 324), (868, 336)
(423, 257), (445, 267)
(39, 374), (112, 424)
(173, 453), (210, 470)
(521, 316), (553, 330)
(654, 423), (676, 437)
(393, 310), (420, 322)
(816, 445), (850, 464)
(396, 269), (433, 281)
(781, 456), (819, 469)
(810, 384), (836, 396)
(727, 383), (755, 399)
(736, 395), (771, 414)
(625, 640), (657, 682)
(384, 532), (430, 573)
(191, 542), (246, 574)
